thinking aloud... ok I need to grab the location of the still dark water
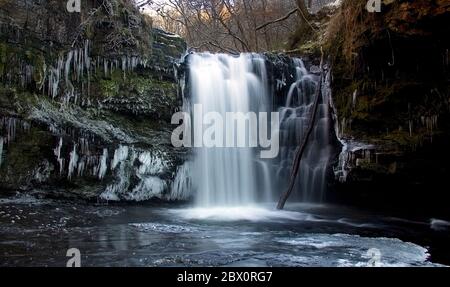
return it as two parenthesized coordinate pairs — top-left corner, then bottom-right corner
(0, 194), (449, 267)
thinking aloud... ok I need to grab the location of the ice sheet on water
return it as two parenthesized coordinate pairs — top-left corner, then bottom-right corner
(172, 206), (380, 228)
(276, 233), (441, 267)
(172, 206), (316, 222)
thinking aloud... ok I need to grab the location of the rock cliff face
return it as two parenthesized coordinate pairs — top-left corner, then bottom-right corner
(322, 0), (450, 214)
(0, 0), (188, 201)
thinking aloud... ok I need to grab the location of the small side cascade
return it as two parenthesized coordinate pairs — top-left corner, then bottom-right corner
(276, 59), (335, 202)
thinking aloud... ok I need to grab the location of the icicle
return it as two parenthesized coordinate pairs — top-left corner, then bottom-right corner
(54, 137), (64, 175)
(38, 63), (47, 92)
(98, 148), (108, 179)
(0, 136), (4, 167)
(111, 145), (129, 170)
(121, 56), (126, 72)
(79, 47), (84, 79)
(79, 138), (89, 155)
(84, 39), (90, 71)
(409, 120), (413, 137)
(88, 155), (99, 176)
(77, 156), (85, 176)
(49, 56), (63, 98)
(68, 144), (79, 180)
(352, 89), (357, 107)
(6, 118), (16, 143)
(65, 50), (74, 103)
(104, 59), (108, 77)
(84, 40), (91, 96)
(25, 65), (33, 86)
(73, 49), (78, 81)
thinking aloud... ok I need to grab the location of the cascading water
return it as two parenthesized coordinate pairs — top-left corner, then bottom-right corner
(187, 53), (271, 207)
(276, 60), (335, 202)
(182, 53), (336, 207)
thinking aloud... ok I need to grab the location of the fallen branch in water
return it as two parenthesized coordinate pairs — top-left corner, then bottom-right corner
(276, 47), (324, 210)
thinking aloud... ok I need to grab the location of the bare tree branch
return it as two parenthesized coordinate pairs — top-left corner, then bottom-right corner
(256, 8), (299, 31)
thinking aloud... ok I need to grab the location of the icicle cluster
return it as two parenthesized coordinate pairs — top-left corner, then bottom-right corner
(53, 138), (112, 180)
(3, 38), (149, 105)
(99, 145), (173, 202)
(334, 141), (375, 182)
(421, 115), (438, 132)
(52, 142), (182, 201)
(46, 40), (91, 104)
(0, 116), (31, 144)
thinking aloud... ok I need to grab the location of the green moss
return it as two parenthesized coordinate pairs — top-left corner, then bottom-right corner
(297, 41), (322, 58)
(99, 79), (120, 97)
(96, 72), (176, 101)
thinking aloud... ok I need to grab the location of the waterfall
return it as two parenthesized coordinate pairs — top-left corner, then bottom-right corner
(186, 53), (270, 207)
(181, 53), (336, 207)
